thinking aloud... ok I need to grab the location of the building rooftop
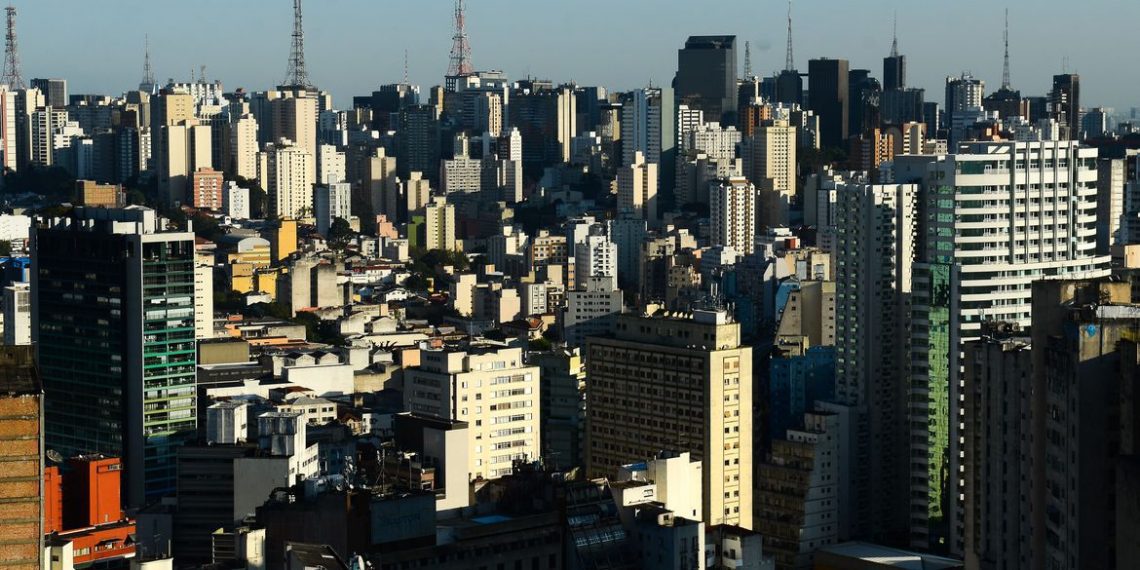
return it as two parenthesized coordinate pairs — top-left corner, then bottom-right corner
(816, 541), (963, 569)
(0, 346), (41, 395)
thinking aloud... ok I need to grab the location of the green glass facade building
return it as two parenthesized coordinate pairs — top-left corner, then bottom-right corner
(32, 206), (197, 508)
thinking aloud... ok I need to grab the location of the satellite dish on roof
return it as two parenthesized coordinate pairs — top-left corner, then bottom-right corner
(46, 449), (63, 464)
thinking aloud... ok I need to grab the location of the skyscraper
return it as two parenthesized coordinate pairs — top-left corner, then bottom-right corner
(906, 138), (1109, 552)
(617, 151), (658, 222)
(30, 77), (66, 107)
(32, 207), (198, 507)
(1050, 73), (1080, 138)
(258, 139), (314, 219)
(586, 309), (753, 529)
(709, 176), (756, 256)
(674, 36), (738, 125)
(808, 58), (850, 148)
(834, 181), (918, 545)
(883, 38), (905, 91)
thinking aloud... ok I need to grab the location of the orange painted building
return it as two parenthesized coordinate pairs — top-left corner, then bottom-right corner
(44, 466), (63, 534)
(43, 455), (136, 567)
(63, 455), (124, 530)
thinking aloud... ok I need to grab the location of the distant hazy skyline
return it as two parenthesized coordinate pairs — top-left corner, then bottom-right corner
(14, 0), (1140, 112)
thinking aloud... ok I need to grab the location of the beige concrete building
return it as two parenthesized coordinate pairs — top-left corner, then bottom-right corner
(710, 176), (756, 256)
(586, 309), (753, 529)
(157, 123), (212, 206)
(741, 119), (796, 201)
(271, 92), (318, 183)
(403, 345), (541, 480)
(229, 113), (259, 180)
(424, 195), (455, 251)
(617, 151), (659, 222)
(75, 180), (125, 208)
(258, 139), (313, 219)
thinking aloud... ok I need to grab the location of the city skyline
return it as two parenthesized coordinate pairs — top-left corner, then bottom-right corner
(12, 0), (1140, 111)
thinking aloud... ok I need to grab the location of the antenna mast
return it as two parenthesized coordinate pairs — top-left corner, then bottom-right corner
(744, 41), (752, 79)
(2, 5), (23, 90)
(447, 0), (474, 78)
(890, 11), (899, 57)
(784, 1), (794, 72)
(1001, 8), (1011, 90)
(140, 34), (156, 92)
(283, 0), (311, 88)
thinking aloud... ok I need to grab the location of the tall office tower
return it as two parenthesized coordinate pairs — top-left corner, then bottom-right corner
(396, 104), (440, 182)
(270, 92), (318, 183)
(1097, 158), (1125, 256)
(961, 323), (1031, 570)
(709, 176), (756, 256)
(13, 87), (44, 169)
(617, 151), (658, 222)
(258, 139), (314, 219)
(883, 27), (905, 91)
(756, 411), (840, 568)
(32, 207), (197, 507)
(3, 281), (30, 345)
(833, 182), (917, 545)
(574, 233), (618, 290)
(228, 113), (259, 179)
(881, 88), (925, 125)
(0, 87), (17, 172)
(1050, 73), (1080, 138)
(30, 77), (66, 107)
(619, 88), (663, 168)
(403, 345), (540, 480)
(586, 309), (753, 529)
(907, 139), (1109, 552)
(472, 91), (502, 136)
(422, 195), (455, 251)
(313, 181), (350, 236)
(0, 346), (42, 570)
(28, 107), (67, 167)
(509, 84), (577, 168)
(741, 118), (797, 203)
(674, 36), (738, 125)
(1028, 279), (1136, 570)
(807, 58), (850, 148)
(944, 74), (984, 143)
(848, 70), (882, 136)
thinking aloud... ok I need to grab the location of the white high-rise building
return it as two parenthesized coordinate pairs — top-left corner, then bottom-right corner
(223, 182), (250, 219)
(709, 177), (757, 256)
(742, 119), (797, 199)
(258, 139), (314, 219)
(621, 89), (662, 168)
(908, 139), (1110, 551)
(833, 182), (918, 542)
(617, 151), (658, 222)
(2, 282), (30, 345)
(574, 234), (618, 290)
(403, 345), (541, 480)
(317, 144), (345, 185)
(314, 182), (351, 236)
(0, 88), (18, 173)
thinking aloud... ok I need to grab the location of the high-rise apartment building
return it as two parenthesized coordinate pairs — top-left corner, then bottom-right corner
(0, 346), (43, 570)
(808, 58), (850, 148)
(190, 167), (224, 211)
(907, 139), (1110, 552)
(422, 195), (455, 251)
(3, 282), (31, 345)
(573, 233), (618, 290)
(271, 91), (319, 183)
(1096, 158), (1125, 256)
(258, 139), (314, 219)
(228, 113), (259, 180)
(32, 207), (198, 507)
(674, 36), (738, 125)
(563, 276), (623, 348)
(741, 119), (797, 205)
(403, 345), (540, 480)
(586, 310), (753, 529)
(709, 176), (756, 257)
(617, 151), (658, 222)
(833, 182), (917, 545)
(313, 182), (351, 237)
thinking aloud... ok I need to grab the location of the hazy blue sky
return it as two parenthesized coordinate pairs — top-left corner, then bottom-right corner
(15, 0), (1140, 112)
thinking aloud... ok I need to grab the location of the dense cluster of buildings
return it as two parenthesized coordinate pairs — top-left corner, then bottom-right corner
(1, 2), (1140, 570)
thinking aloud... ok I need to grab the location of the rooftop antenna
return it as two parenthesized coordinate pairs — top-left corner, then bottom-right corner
(403, 49), (409, 84)
(1, 5), (23, 90)
(283, 0), (312, 88)
(890, 11), (899, 58)
(744, 40), (753, 79)
(784, 1), (795, 72)
(447, 0), (474, 77)
(140, 34), (156, 91)
(200, 65), (207, 84)
(1001, 8), (1011, 90)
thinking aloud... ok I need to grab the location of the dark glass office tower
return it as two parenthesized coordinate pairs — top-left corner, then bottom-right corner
(32, 206), (198, 508)
(674, 35), (738, 126)
(1051, 74), (1080, 137)
(884, 54), (905, 91)
(808, 58), (850, 148)
(848, 69), (882, 136)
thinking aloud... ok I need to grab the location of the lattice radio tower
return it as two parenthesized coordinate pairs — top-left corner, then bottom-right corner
(283, 0), (311, 88)
(1001, 8), (1012, 90)
(447, 0), (473, 78)
(784, 1), (795, 72)
(2, 5), (23, 90)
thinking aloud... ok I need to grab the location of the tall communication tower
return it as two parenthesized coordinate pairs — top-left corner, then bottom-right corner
(283, 0), (311, 88)
(1001, 8), (1012, 90)
(743, 41), (752, 79)
(447, 0), (473, 79)
(2, 5), (23, 90)
(139, 34), (156, 93)
(784, 1), (795, 72)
